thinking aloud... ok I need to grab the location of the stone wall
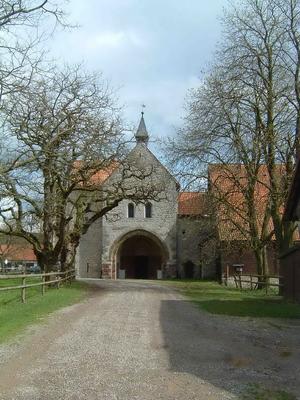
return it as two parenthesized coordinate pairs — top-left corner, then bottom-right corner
(177, 216), (217, 279)
(101, 144), (178, 278)
(76, 142), (179, 279)
(102, 198), (177, 264)
(77, 217), (103, 278)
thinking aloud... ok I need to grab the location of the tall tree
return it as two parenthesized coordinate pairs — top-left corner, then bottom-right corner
(0, 1), (66, 100)
(0, 67), (163, 272)
(167, 0), (300, 275)
(222, 0), (299, 253)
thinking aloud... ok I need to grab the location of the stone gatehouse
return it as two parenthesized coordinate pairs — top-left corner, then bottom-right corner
(76, 114), (216, 280)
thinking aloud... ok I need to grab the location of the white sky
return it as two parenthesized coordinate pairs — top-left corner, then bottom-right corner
(49, 0), (225, 141)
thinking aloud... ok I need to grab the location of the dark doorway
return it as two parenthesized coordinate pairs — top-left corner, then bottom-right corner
(135, 256), (148, 279)
(184, 260), (195, 279)
(118, 234), (164, 279)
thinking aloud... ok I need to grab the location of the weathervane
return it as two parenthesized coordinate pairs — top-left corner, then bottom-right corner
(141, 103), (146, 116)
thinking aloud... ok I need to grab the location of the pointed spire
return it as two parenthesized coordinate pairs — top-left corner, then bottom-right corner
(135, 112), (149, 145)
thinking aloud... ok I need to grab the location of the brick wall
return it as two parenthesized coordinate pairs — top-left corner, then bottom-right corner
(220, 241), (279, 276)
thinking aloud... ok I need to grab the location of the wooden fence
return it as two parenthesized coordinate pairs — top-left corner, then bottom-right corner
(0, 269), (75, 303)
(230, 274), (283, 294)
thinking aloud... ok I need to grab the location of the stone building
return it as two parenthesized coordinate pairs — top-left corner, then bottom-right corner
(76, 114), (214, 280)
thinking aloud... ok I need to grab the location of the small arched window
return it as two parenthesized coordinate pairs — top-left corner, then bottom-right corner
(128, 203), (134, 218)
(145, 202), (152, 218)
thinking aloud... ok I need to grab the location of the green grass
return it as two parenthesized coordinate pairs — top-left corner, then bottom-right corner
(241, 384), (297, 400)
(160, 280), (300, 319)
(0, 277), (87, 343)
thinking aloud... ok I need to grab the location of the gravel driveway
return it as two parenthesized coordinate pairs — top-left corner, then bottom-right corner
(0, 279), (299, 400)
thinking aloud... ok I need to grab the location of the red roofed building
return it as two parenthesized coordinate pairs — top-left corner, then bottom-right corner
(0, 242), (38, 272)
(208, 164), (289, 277)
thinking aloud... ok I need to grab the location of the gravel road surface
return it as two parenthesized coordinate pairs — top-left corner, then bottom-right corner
(0, 279), (299, 400)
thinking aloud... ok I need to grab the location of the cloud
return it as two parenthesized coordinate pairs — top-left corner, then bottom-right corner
(85, 30), (144, 50)
(48, 0), (224, 146)
(120, 74), (201, 139)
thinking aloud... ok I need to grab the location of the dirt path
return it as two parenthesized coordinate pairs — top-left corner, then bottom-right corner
(0, 280), (299, 400)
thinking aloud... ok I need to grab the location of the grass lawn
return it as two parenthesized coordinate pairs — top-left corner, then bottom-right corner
(241, 384), (297, 400)
(0, 277), (87, 344)
(160, 280), (300, 319)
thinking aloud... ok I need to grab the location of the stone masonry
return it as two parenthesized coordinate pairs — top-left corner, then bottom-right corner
(76, 114), (215, 280)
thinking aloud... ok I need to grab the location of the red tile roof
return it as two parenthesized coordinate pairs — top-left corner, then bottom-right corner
(178, 192), (208, 216)
(208, 164), (286, 241)
(0, 244), (36, 261)
(73, 160), (118, 186)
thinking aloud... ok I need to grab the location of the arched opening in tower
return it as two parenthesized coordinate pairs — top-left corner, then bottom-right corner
(118, 235), (163, 279)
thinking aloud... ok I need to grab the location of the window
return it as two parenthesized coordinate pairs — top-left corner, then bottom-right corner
(145, 202), (152, 218)
(128, 203), (134, 218)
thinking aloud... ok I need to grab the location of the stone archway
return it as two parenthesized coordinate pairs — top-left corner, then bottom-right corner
(110, 230), (169, 279)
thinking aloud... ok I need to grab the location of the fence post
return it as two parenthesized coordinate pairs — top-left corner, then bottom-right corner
(42, 275), (45, 295)
(56, 274), (60, 289)
(21, 276), (26, 303)
(225, 265), (229, 286)
(238, 273), (242, 289)
(233, 275), (237, 289)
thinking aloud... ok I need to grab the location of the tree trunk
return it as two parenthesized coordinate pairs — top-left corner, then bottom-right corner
(35, 251), (59, 282)
(60, 237), (80, 272)
(253, 247), (268, 289)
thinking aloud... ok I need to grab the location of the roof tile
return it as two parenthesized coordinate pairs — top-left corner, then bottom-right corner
(178, 192), (207, 216)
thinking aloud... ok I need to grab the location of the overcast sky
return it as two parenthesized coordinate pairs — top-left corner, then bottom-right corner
(49, 0), (225, 142)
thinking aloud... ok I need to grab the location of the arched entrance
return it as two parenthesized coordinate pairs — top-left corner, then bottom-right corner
(110, 230), (169, 279)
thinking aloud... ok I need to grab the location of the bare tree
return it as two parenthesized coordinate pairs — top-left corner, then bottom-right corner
(166, 0), (300, 276)
(0, 66), (164, 272)
(0, 1), (67, 101)
(222, 0), (300, 252)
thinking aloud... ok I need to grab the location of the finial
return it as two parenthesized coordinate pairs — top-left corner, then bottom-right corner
(141, 103), (146, 116)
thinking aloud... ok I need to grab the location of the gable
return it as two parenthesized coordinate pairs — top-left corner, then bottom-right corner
(103, 143), (179, 192)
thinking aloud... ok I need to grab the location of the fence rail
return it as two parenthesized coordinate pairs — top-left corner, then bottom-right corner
(0, 269), (75, 303)
(229, 273), (283, 294)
